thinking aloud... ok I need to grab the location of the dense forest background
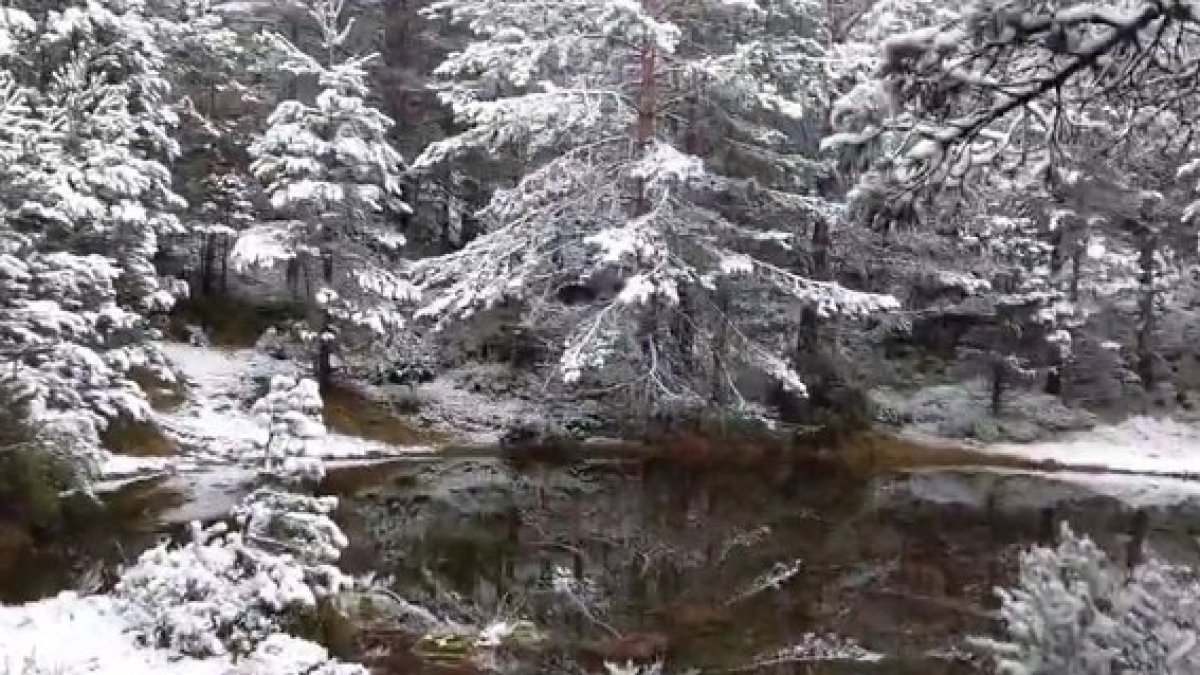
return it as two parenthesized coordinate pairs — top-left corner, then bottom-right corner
(4, 0), (1200, 481)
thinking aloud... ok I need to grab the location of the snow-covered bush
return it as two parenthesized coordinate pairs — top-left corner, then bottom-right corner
(974, 524), (1200, 674)
(117, 489), (351, 657)
(117, 521), (317, 656)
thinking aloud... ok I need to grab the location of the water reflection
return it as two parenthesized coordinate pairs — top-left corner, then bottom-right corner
(333, 456), (1068, 673)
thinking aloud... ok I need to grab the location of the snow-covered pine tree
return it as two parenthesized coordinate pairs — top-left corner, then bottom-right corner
(252, 374), (328, 482)
(20, 0), (189, 311)
(244, 0), (413, 387)
(410, 0), (897, 408)
(0, 11), (178, 477)
(974, 523), (1200, 674)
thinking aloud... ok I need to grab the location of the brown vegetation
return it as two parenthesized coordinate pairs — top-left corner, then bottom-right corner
(129, 366), (187, 412)
(167, 296), (306, 348)
(100, 418), (177, 457)
(322, 383), (446, 447)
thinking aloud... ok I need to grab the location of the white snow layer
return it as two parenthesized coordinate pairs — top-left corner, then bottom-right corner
(96, 342), (434, 489)
(982, 416), (1200, 477)
(0, 592), (361, 674)
(0, 593), (221, 674)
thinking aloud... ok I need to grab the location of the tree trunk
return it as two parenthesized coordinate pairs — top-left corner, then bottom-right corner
(811, 216), (831, 281)
(197, 233), (214, 298)
(1044, 364), (1062, 397)
(218, 235), (229, 296)
(711, 283), (730, 405)
(672, 286), (695, 371)
(1069, 240), (1083, 303)
(315, 248), (335, 389)
(632, 0), (659, 217)
(1136, 227), (1156, 390)
(990, 358), (1005, 416)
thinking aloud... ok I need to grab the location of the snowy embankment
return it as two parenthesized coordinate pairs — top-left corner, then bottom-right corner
(979, 416), (1200, 477)
(899, 416), (1200, 510)
(0, 593), (349, 675)
(0, 342), (424, 674)
(96, 342), (436, 514)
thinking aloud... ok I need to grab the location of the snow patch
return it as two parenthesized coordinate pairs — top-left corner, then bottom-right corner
(983, 416), (1200, 477)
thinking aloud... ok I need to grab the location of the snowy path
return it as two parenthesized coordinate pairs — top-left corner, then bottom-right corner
(96, 342), (437, 516)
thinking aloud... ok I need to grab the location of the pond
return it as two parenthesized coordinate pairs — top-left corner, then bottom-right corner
(324, 448), (1198, 674)
(7, 443), (1196, 673)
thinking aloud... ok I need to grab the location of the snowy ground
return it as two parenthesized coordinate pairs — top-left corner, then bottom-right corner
(979, 416), (1200, 477)
(0, 593), (224, 675)
(893, 414), (1200, 511)
(96, 342), (437, 505)
(0, 592), (358, 675)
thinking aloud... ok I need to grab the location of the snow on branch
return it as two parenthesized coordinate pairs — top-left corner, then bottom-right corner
(835, 0), (1200, 195)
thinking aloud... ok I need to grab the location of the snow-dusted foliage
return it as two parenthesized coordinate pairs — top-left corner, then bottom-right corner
(0, 0), (197, 478)
(116, 375), (353, 662)
(24, 0), (189, 310)
(410, 0), (896, 406)
(0, 230), (171, 473)
(116, 511), (353, 660)
(116, 520), (312, 656)
(974, 523), (1200, 674)
(252, 375), (328, 482)
(828, 0), (1200, 203)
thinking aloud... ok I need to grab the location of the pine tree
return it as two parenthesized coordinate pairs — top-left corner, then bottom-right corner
(245, 0), (412, 387)
(21, 0), (189, 311)
(974, 523), (1200, 674)
(410, 0), (897, 408)
(0, 20), (177, 476)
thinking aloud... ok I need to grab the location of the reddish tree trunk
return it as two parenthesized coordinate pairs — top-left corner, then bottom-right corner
(633, 0), (659, 217)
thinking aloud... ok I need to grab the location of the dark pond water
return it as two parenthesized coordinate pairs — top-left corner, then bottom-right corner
(325, 452), (1200, 674)
(0, 478), (187, 604)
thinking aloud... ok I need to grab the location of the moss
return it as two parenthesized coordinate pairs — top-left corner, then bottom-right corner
(0, 522), (33, 579)
(0, 448), (74, 531)
(283, 599), (359, 660)
(100, 418), (177, 457)
(412, 632), (475, 661)
(128, 366), (187, 412)
(168, 296), (307, 348)
(321, 384), (445, 447)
